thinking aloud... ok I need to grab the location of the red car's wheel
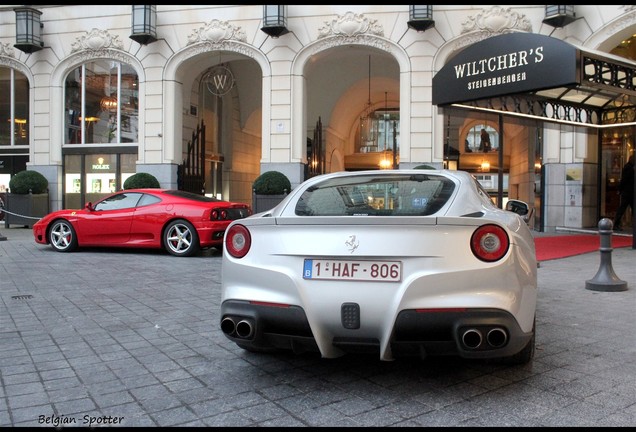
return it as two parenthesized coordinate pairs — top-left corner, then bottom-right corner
(164, 219), (200, 257)
(48, 219), (78, 252)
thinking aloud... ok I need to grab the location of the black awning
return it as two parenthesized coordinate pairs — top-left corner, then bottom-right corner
(433, 32), (636, 127)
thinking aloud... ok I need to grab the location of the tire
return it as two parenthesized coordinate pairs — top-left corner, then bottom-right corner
(48, 219), (78, 253)
(164, 219), (200, 257)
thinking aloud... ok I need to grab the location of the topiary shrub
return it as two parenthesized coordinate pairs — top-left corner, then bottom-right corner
(252, 171), (291, 195)
(123, 172), (160, 189)
(8, 170), (49, 194)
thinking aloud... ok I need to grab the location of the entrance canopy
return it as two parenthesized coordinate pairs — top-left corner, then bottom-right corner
(433, 33), (636, 128)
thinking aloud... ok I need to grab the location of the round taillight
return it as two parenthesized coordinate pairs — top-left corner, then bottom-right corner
(211, 210), (219, 220)
(470, 224), (509, 262)
(220, 209), (228, 220)
(225, 224), (251, 258)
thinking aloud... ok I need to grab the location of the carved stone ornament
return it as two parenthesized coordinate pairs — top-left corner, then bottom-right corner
(0, 42), (15, 57)
(318, 11), (384, 39)
(461, 6), (532, 35)
(187, 20), (247, 45)
(605, 7), (636, 37)
(71, 29), (124, 53)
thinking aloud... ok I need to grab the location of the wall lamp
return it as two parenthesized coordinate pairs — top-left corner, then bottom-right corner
(14, 6), (43, 54)
(407, 5), (435, 32)
(542, 5), (576, 28)
(130, 5), (157, 45)
(261, 5), (289, 38)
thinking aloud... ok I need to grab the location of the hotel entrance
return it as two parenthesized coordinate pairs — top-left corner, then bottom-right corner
(433, 32), (636, 233)
(602, 126), (635, 231)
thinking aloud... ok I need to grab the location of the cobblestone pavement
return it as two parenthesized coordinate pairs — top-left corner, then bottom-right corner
(1, 226), (636, 427)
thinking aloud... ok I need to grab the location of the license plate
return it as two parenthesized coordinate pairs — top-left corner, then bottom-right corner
(303, 259), (401, 282)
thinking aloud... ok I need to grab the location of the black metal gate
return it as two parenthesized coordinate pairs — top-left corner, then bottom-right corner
(306, 117), (324, 178)
(178, 120), (205, 195)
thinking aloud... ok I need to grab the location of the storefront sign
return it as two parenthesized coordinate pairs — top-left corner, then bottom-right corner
(433, 33), (578, 106)
(92, 157), (110, 170)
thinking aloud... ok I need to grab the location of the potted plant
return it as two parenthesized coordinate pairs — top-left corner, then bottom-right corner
(5, 170), (50, 228)
(252, 170), (291, 213)
(123, 172), (160, 189)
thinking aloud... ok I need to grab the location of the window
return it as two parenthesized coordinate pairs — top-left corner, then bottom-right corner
(464, 124), (498, 153)
(0, 68), (29, 146)
(358, 109), (400, 155)
(295, 174), (455, 216)
(94, 192), (142, 211)
(64, 60), (138, 144)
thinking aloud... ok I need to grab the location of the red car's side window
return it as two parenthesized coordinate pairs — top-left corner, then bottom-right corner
(94, 193), (143, 211)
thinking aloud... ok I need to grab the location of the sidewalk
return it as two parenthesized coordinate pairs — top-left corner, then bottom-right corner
(1, 225), (636, 426)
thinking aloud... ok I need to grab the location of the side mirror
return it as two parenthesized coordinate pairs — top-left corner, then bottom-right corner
(85, 202), (94, 211)
(506, 199), (533, 224)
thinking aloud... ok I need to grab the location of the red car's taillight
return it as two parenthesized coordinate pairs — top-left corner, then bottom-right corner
(226, 224), (251, 258)
(210, 209), (228, 220)
(470, 224), (509, 262)
(211, 207), (252, 220)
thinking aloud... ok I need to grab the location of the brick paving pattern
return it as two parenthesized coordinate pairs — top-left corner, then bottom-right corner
(1, 226), (636, 426)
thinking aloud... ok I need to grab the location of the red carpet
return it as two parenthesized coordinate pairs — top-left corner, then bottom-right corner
(534, 234), (634, 262)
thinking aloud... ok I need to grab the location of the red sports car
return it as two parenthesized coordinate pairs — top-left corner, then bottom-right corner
(33, 189), (252, 257)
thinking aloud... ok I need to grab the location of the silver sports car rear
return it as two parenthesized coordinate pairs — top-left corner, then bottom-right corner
(220, 170), (537, 363)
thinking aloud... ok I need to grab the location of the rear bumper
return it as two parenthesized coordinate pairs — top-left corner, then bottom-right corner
(220, 300), (533, 361)
(195, 224), (228, 248)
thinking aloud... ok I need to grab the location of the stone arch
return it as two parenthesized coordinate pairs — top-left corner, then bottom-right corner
(163, 39), (271, 165)
(0, 47), (37, 155)
(431, 5), (535, 163)
(50, 41), (146, 164)
(292, 34), (410, 168)
(0, 48), (33, 81)
(584, 8), (636, 52)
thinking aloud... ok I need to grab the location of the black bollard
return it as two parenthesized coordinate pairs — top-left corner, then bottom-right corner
(585, 218), (628, 292)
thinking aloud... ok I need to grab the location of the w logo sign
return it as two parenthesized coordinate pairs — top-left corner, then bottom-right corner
(205, 65), (235, 96)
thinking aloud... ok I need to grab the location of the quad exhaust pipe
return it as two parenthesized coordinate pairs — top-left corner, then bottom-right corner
(461, 328), (482, 349)
(486, 327), (507, 348)
(460, 327), (507, 350)
(236, 319), (254, 338)
(221, 317), (236, 336)
(221, 316), (255, 339)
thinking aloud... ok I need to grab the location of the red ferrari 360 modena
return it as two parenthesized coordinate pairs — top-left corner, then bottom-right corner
(33, 189), (252, 257)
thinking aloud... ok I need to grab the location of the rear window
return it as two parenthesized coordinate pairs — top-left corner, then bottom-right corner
(295, 174), (455, 216)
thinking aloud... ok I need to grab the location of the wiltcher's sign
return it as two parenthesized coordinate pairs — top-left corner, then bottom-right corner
(432, 33), (579, 106)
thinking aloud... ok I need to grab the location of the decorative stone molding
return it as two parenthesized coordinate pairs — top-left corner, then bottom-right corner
(318, 11), (384, 39)
(461, 6), (532, 35)
(0, 42), (15, 57)
(181, 41), (254, 59)
(73, 50), (132, 64)
(0, 56), (22, 71)
(312, 35), (390, 57)
(604, 9), (636, 38)
(187, 20), (247, 45)
(71, 28), (124, 53)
